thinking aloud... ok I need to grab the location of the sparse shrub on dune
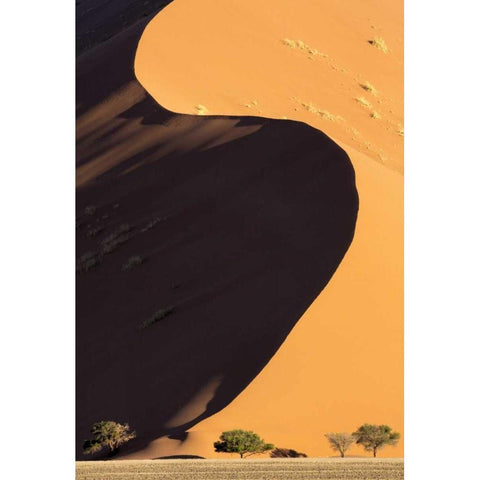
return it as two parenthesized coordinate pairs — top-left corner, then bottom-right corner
(398, 127), (404, 136)
(302, 102), (317, 113)
(318, 110), (337, 121)
(355, 97), (382, 120)
(195, 104), (208, 115)
(79, 223), (138, 271)
(140, 305), (175, 329)
(83, 421), (136, 456)
(84, 205), (96, 216)
(101, 223), (133, 254)
(77, 251), (100, 273)
(282, 38), (327, 57)
(86, 225), (104, 238)
(299, 101), (341, 121)
(270, 447), (307, 458)
(359, 81), (378, 95)
(141, 217), (161, 233)
(356, 97), (372, 108)
(283, 38), (296, 48)
(102, 237), (129, 254)
(122, 255), (143, 271)
(368, 37), (388, 53)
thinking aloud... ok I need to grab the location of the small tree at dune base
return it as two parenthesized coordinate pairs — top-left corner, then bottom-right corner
(214, 429), (274, 459)
(352, 424), (400, 457)
(324, 432), (355, 458)
(270, 447), (307, 458)
(83, 421), (136, 456)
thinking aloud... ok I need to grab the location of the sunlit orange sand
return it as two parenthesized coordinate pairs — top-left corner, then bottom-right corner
(136, 0), (403, 173)
(130, 0), (403, 458)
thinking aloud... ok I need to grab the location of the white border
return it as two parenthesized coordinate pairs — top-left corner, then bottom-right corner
(405, 0), (480, 478)
(2, 1), (480, 479)
(1, 1), (75, 478)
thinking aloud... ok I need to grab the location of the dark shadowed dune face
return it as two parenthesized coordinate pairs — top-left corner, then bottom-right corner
(76, 2), (358, 459)
(76, 0), (174, 56)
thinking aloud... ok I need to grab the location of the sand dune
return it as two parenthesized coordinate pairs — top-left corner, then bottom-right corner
(77, 0), (402, 459)
(131, 0), (403, 458)
(76, 10), (358, 460)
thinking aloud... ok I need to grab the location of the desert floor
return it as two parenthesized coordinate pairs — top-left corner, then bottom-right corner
(76, 458), (404, 480)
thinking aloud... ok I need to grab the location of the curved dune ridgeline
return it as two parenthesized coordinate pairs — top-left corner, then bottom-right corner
(76, 3), (358, 460)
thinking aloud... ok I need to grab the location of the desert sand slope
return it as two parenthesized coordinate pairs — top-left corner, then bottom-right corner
(132, 0), (403, 458)
(76, 9), (358, 460)
(136, 0), (404, 174)
(76, 0), (173, 56)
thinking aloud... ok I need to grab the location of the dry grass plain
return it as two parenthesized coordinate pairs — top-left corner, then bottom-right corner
(76, 458), (404, 480)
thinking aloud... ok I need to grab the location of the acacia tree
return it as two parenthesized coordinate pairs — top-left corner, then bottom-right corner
(214, 430), (274, 459)
(352, 424), (400, 457)
(83, 421), (136, 456)
(324, 432), (355, 458)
